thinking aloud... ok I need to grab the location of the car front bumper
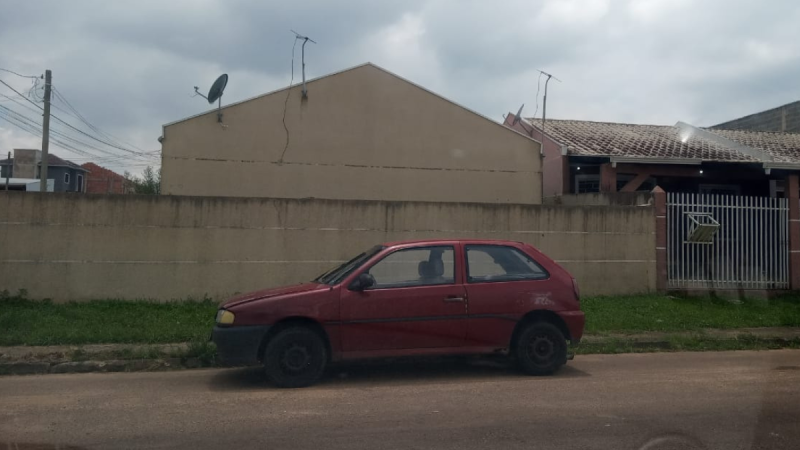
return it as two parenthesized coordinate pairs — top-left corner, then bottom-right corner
(211, 325), (271, 366)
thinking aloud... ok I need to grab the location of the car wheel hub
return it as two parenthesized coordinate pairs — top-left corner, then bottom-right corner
(529, 335), (555, 363)
(281, 343), (311, 372)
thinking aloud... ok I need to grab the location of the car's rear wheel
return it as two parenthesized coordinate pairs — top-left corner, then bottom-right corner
(263, 327), (327, 388)
(515, 321), (567, 376)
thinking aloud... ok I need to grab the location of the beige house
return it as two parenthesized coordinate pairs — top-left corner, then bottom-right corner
(161, 63), (543, 204)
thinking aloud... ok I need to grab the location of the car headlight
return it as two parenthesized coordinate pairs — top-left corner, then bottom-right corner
(215, 309), (235, 325)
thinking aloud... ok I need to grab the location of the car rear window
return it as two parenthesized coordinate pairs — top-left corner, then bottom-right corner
(465, 245), (549, 283)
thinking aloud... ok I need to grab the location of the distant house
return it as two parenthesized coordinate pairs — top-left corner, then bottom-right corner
(503, 117), (800, 198)
(81, 162), (132, 194)
(712, 100), (800, 133)
(0, 149), (87, 192)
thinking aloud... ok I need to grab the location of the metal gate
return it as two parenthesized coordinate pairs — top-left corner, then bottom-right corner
(667, 193), (789, 289)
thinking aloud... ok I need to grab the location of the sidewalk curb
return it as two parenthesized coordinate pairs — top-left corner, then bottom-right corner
(0, 358), (204, 376)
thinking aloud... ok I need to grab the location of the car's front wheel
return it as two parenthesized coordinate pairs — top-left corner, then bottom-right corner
(515, 321), (567, 376)
(263, 327), (328, 388)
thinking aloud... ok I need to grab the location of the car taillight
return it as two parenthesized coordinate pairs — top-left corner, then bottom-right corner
(572, 278), (580, 302)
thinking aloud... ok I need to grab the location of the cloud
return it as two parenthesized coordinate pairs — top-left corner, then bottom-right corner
(1, 0), (799, 173)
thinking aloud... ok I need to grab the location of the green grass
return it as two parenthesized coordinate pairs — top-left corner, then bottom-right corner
(0, 291), (218, 346)
(575, 336), (800, 355)
(2, 289), (800, 347)
(583, 294), (800, 334)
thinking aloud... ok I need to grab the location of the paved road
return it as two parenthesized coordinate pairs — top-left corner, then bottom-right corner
(1, 350), (799, 450)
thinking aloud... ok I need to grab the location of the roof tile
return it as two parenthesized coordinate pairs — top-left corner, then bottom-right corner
(524, 119), (800, 163)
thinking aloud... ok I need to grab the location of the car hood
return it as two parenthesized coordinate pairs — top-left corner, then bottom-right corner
(221, 282), (327, 308)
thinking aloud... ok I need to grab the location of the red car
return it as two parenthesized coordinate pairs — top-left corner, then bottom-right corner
(212, 239), (585, 387)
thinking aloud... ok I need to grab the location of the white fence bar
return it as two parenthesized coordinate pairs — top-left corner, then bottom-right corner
(667, 193), (789, 290)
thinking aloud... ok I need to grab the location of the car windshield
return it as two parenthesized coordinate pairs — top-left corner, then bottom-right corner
(314, 245), (384, 285)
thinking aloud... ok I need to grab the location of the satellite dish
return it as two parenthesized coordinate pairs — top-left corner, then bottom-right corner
(207, 74), (228, 105)
(512, 103), (524, 125)
(193, 74), (229, 124)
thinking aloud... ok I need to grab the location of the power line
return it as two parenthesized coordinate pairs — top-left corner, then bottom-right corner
(0, 104), (145, 160)
(45, 100), (158, 161)
(0, 105), (157, 165)
(0, 78), (43, 110)
(1, 78), (147, 157)
(0, 92), (42, 116)
(1, 76), (160, 173)
(0, 68), (39, 79)
(52, 86), (147, 153)
(0, 112), (94, 159)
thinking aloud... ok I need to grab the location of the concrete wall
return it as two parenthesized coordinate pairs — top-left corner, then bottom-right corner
(712, 100), (800, 133)
(544, 192), (653, 207)
(162, 64), (543, 204)
(0, 192), (655, 302)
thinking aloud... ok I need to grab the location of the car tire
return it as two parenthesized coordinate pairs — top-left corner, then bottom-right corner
(263, 327), (328, 388)
(515, 321), (567, 376)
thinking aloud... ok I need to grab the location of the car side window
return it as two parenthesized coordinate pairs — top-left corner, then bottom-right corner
(466, 245), (549, 283)
(366, 246), (455, 289)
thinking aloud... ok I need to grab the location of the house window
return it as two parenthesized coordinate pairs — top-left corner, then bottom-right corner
(698, 184), (741, 196)
(64, 173), (70, 184)
(575, 175), (601, 193)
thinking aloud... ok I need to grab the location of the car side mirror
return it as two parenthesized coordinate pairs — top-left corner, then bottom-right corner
(349, 273), (376, 291)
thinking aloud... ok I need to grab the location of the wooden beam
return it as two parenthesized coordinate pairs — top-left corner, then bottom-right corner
(620, 172), (651, 192)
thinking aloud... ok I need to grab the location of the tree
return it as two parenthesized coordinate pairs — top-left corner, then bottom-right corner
(124, 166), (161, 195)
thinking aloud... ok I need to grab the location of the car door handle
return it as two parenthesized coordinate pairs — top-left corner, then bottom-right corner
(444, 296), (465, 303)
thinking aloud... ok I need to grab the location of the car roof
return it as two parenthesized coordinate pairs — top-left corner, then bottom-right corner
(382, 238), (525, 247)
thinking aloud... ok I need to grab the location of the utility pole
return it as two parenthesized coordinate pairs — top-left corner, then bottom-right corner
(39, 69), (52, 192)
(538, 70), (561, 145)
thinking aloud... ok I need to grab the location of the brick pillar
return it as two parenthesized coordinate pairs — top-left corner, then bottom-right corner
(653, 186), (667, 292)
(788, 174), (800, 290)
(600, 163), (617, 193)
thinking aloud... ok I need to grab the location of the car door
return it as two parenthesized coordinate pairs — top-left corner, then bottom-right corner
(340, 244), (467, 353)
(463, 244), (553, 347)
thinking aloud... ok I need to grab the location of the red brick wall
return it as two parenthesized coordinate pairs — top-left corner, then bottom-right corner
(81, 163), (128, 194)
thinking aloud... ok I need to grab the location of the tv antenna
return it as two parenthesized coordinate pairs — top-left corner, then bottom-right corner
(291, 30), (316, 98)
(537, 70), (561, 144)
(194, 73), (229, 123)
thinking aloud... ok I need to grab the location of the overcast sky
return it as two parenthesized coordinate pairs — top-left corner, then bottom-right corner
(1, 0), (799, 174)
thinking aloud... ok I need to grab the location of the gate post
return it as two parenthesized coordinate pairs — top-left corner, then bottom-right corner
(789, 174), (800, 290)
(653, 186), (667, 292)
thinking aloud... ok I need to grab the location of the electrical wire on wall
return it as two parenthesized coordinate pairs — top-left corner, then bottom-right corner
(277, 36), (298, 164)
